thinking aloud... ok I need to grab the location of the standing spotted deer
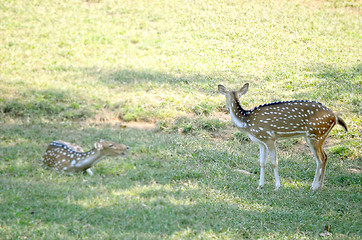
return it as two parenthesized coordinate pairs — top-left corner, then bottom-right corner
(42, 139), (129, 175)
(218, 83), (348, 190)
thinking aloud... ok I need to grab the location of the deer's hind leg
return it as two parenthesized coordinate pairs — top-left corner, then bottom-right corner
(319, 149), (328, 188)
(306, 137), (328, 191)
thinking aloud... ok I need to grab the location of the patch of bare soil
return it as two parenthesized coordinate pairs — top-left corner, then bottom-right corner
(85, 112), (158, 130)
(209, 128), (235, 141)
(233, 169), (255, 175)
(284, 141), (310, 155)
(346, 167), (362, 174)
(211, 112), (230, 122)
(119, 121), (157, 130)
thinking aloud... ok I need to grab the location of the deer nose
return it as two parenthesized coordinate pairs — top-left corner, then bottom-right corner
(126, 146), (130, 150)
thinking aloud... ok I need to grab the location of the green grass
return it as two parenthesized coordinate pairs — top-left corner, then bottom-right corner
(1, 0), (361, 239)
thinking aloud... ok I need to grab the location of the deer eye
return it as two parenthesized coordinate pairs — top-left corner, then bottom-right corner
(108, 144), (114, 147)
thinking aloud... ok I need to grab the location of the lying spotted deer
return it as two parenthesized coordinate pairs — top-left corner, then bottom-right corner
(42, 139), (129, 175)
(218, 83), (348, 190)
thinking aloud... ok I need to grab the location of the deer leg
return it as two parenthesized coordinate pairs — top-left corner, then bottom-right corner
(319, 149), (328, 188)
(86, 168), (93, 176)
(312, 159), (322, 190)
(306, 137), (326, 190)
(266, 141), (280, 190)
(258, 144), (268, 189)
(313, 148), (327, 190)
(306, 138), (321, 190)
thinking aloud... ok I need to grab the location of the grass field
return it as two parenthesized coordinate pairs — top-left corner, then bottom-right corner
(0, 0), (361, 239)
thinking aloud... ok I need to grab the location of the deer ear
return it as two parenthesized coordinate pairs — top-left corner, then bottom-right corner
(94, 142), (103, 150)
(237, 83), (249, 98)
(218, 85), (228, 95)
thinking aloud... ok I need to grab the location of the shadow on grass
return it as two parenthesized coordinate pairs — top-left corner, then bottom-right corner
(1, 172), (360, 239)
(1, 120), (361, 238)
(0, 174), (338, 239)
(0, 67), (236, 121)
(1, 61), (360, 238)
(4, 64), (360, 123)
(0, 88), (94, 120)
(81, 66), (254, 90)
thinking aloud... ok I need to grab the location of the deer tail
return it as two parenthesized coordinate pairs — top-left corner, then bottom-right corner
(337, 116), (348, 132)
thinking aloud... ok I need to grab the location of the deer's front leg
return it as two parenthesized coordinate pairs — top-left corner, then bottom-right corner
(258, 144), (268, 189)
(86, 168), (94, 176)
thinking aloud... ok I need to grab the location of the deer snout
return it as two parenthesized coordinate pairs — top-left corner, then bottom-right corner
(120, 145), (130, 155)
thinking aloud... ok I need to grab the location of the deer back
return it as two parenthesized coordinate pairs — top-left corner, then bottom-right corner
(243, 100), (337, 141)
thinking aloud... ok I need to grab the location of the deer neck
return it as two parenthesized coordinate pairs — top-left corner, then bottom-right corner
(229, 92), (248, 129)
(75, 149), (105, 169)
